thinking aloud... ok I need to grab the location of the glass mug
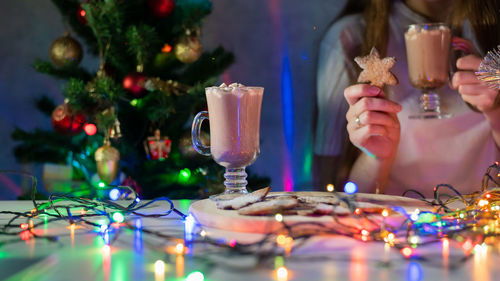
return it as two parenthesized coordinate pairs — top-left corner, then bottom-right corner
(192, 85), (264, 200)
(404, 23), (452, 119)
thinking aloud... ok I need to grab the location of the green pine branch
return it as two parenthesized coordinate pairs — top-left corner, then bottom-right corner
(11, 128), (84, 164)
(126, 24), (162, 66)
(171, 0), (212, 34)
(33, 59), (92, 81)
(63, 76), (124, 114)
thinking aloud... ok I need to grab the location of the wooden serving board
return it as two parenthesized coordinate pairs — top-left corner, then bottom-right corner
(189, 192), (431, 234)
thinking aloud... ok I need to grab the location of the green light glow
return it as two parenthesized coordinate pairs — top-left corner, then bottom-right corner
(112, 212), (125, 223)
(185, 271), (204, 281)
(178, 199), (191, 213)
(178, 168), (191, 183)
(130, 99), (138, 106)
(416, 213), (435, 223)
(111, 251), (129, 281)
(274, 255), (284, 268)
(302, 138), (313, 181)
(98, 182), (106, 188)
(93, 235), (104, 247)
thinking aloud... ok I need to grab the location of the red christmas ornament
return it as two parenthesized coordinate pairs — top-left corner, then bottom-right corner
(77, 4), (87, 25)
(51, 104), (86, 135)
(123, 72), (148, 98)
(147, 0), (175, 18)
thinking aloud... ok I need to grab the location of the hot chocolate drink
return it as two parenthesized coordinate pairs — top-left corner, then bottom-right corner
(205, 84), (264, 168)
(192, 83), (264, 199)
(405, 24), (451, 90)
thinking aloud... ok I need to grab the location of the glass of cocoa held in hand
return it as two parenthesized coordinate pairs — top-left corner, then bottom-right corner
(404, 23), (452, 119)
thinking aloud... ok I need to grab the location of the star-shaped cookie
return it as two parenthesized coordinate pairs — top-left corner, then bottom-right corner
(354, 47), (398, 88)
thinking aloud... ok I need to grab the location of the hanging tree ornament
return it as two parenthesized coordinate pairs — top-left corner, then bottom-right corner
(147, 0), (176, 18)
(95, 139), (120, 184)
(123, 72), (148, 98)
(51, 102), (86, 135)
(174, 36), (202, 63)
(109, 118), (122, 140)
(123, 64), (148, 99)
(143, 129), (172, 160)
(174, 28), (202, 63)
(49, 32), (83, 67)
(96, 107), (119, 137)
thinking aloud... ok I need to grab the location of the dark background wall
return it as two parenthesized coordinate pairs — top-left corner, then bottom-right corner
(0, 0), (345, 199)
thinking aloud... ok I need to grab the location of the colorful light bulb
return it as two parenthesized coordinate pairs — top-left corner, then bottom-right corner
(84, 123), (97, 136)
(154, 260), (165, 275)
(344, 181), (358, 194)
(109, 188), (120, 201)
(185, 271), (204, 281)
(401, 247), (413, 258)
(112, 212), (124, 223)
(275, 213), (283, 222)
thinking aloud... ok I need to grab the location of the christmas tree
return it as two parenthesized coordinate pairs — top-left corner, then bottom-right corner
(11, 0), (269, 199)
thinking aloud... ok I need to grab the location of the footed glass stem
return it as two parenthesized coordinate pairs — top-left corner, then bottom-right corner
(210, 168), (248, 201)
(223, 168), (248, 193)
(409, 91), (451, 119)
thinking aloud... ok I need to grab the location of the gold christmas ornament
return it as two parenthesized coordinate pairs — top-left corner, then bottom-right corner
(174, 36), (202, 63)
(49, 32), (83, 67)
(95, 141), (120, 184)
(109, 118), (122, 139)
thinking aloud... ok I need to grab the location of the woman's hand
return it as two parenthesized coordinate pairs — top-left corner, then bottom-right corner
(451, 54), (500, 113)
(344, 84), (402, 159)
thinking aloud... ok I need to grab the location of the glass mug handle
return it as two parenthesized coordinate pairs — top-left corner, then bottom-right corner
(191, 111), (211, 156)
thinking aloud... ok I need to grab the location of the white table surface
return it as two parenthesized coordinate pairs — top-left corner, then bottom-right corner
(0, 200), (498, 281)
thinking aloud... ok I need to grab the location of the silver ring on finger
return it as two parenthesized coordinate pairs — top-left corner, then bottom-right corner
(355, 115), (363, 128)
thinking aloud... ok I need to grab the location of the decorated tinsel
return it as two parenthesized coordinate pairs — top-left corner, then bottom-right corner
(476, 45), (500, 89)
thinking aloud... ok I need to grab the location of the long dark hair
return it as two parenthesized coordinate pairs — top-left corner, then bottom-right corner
(450, 0), (500, 53)
(335, 0), (500, 190)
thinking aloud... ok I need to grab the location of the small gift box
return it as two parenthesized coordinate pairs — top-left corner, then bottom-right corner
(144, 129), (172, 160)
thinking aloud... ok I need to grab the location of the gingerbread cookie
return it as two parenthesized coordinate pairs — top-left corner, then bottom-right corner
(216, 187), (270, 210)
(237, 198), (299, 216)
(354, 47), (398, 88)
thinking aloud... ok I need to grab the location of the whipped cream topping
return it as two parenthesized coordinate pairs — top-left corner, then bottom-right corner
(218, 83), (246, 91)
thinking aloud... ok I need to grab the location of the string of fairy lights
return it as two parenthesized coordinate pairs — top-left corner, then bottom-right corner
(1, 163), (500, 279)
